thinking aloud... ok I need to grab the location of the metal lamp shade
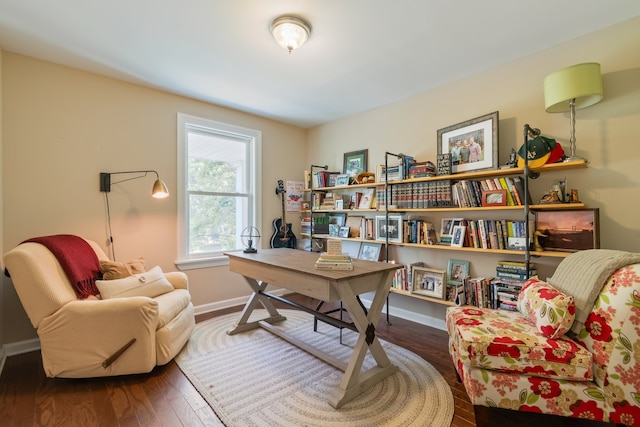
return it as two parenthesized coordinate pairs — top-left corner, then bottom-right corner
(152, 178), (169, 198)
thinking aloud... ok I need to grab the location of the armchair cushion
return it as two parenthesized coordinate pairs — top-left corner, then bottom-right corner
(96, 266), (174, 299)
(446, 306), (592, 381)
(517, 278), (576, 339)
(100, 258), (146, 280)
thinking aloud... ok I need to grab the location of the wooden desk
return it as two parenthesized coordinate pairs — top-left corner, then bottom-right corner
(225, 248), (402, 408)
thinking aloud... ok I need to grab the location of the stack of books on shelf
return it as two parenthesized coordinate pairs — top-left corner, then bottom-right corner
(314, 239), (354, 271)
(495, 260), (537, 281)
(490, 278), (524, 311)
(408, 161), (436, 178)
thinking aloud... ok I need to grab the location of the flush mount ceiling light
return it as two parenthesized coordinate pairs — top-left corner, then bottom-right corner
(270, 15), (311, 53)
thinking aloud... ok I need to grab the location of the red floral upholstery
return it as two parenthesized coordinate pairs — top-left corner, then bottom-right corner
(447, 307), (592, 381)
(517, 278), (576, 339)
(447, 262), (640, 425)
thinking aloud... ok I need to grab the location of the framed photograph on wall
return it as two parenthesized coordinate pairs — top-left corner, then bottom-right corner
(343, 149), (369, 178)
(535, 208), (600, 252)
(447, 259), (470, 285)
(412, 267), (446, 299)
(437, 111), (499, 174)
(358, 242), (382, 261)
(375, 215), (403, 243)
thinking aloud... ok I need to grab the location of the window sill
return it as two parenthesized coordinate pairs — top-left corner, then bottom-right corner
(175, 255), (229, 270)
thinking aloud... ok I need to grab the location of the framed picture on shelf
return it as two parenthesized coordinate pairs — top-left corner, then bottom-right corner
(482, 189), (507, 207)
(535, 208), (600, 252)
(437, 111), (499, 174)
(345, 215), (363, 238)
(440, 217), (464, 243)
(375, 215), (403, 243)
(357, 188), (375, 209)
(342, 240), (361, 258)
(447, 259), (470, 285)
(412, 267), (446, 299)
(335, 174), (350, 187)
(338, 226), (350, 238)
(451, 225), (466, 247)
(328, 213), (347, 227)
(358, 242), (382, 261)
(301, 201), (311, 211)
(343, 149), (369, 178)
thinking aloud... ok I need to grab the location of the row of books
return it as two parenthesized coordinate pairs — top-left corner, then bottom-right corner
(452, 175), (531, 208)
(312, 170), (341, 188)
(403, 217), (437, 245)
(383, 181), (454, 209)
(457, 219), (529, 251)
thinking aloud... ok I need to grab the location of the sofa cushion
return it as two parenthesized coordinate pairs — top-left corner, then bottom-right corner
(100, 258), (146, 280)
(517, 278), (576, 339)
(96, 266), (173, 299)
(446, 306), (592, 381)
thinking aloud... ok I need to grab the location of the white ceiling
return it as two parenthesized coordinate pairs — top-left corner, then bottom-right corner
(1, 0), (639, 129)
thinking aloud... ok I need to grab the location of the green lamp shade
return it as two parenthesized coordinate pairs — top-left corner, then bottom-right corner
(544, 62), (603, 112)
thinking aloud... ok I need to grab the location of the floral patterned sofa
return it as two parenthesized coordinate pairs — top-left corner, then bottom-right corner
(447, 250), (640, 426)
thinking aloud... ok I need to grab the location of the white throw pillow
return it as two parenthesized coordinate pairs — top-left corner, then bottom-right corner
(96, 266), (174, 299)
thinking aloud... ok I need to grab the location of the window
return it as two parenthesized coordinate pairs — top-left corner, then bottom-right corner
(177, 113), (261, 269)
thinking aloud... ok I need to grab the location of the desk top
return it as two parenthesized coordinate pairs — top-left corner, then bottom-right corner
(225, 248), (402, 281)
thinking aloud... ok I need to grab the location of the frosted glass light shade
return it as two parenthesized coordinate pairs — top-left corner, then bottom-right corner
(544, 62), (603, 112)
(270, 16), (311, 53)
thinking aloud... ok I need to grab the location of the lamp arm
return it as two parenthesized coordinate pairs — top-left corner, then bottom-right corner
(100, 170), (161, 192)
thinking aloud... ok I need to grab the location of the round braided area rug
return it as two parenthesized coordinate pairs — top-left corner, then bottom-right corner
(176, 309), (454, 426)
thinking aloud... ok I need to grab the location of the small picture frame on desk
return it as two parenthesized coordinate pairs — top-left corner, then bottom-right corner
(482, 189), (507, 207)
(412, 267), (446, 299)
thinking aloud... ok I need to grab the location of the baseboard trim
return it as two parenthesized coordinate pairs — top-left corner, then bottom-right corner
(193, 288), (289, 316)
(0, 338), (41, 377)
(358, 296), (446, 331)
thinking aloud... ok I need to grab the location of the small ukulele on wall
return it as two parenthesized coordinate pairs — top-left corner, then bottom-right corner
(270, 180), (297, 249)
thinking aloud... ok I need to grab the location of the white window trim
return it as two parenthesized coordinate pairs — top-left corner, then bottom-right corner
(175, 113), (262, 270)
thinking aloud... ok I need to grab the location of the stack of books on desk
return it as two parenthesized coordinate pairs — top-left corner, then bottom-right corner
(314, 253), (354, 271)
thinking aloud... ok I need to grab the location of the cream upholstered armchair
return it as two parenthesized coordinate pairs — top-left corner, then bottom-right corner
(3, 235), (195, 378)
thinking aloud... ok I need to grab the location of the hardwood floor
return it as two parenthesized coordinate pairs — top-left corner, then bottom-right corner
(0, 294), (616, 426)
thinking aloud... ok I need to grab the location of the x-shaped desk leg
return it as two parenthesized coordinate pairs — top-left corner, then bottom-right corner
(227, 277), (286, 335)
(329, 270), (398, 408)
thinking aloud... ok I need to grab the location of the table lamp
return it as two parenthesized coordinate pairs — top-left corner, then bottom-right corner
(544, 62), (603, 162)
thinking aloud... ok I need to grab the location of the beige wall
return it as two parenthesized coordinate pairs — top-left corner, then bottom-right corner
(2, 17), (639, 345)
(307, 17), (640, 326)
(1, 53), (306, 344)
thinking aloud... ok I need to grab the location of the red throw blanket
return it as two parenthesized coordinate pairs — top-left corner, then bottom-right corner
(25, 234), (101, 299)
